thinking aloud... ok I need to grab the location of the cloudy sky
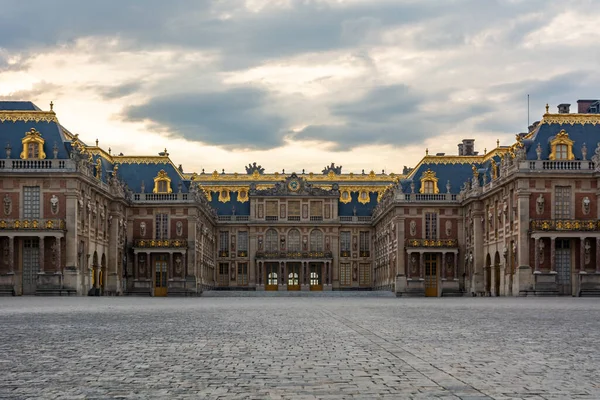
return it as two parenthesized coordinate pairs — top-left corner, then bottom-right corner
(1, 0), (599, 174)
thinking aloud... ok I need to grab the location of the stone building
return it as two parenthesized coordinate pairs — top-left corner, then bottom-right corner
(1, 100), (599, 296)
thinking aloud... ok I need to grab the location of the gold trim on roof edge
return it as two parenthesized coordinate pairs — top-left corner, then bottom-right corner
(541, 113), (600, 126)
(0, 111), (58, 123)
(189, 172), (402, 182)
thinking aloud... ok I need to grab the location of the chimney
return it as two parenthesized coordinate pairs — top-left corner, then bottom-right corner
(557, 103), (570, 114)
(462, 139), (475, 156)
(458, 143), (464, 156)
(577, 99), (599, 113)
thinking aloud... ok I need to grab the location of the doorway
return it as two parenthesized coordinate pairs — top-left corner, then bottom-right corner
(424, 254), (438, 297)
(154, 255), (168, 296)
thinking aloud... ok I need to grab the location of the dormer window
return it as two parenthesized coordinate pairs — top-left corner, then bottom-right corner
(20, 128), (46, 159)
(419, 169), (439, 194)
(153, 170), (172, 194)
(549, 130), (574, 161)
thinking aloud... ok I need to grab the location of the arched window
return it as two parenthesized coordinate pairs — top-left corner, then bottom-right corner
(310, 229), (323, 252)
(419, 169), (439, 194)
(153, 170), (172, 194)
(20, 128), (46, 159)
(265, 229), (278, 252)
(549, 130), (574, 161)
(287, 229), (301, 252)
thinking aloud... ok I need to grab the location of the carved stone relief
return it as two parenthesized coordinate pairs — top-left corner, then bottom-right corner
(536, 194), (544, 215)
(3, 194), (11, 216)
(583, 197), (591, 215)
(140, 222), (146, 237)
(409, 220), (417, 237)
(176, 220), (183, 237)
(50, 195), (59, 215)
(445, 220), (452, 237)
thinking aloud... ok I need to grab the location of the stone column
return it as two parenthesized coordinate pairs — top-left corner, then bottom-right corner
(64, 193), (79, 291)
(8, 236), (14, 273)
(472, 207), (485, 293)
(441, 251), (446, 279)
(419, 252), (424, 279)
(534, 237), (540, 273)
(580, 238), (586, 273)
(406, 251), (412, 279)
(550, 238), (556, 272)
(596, 238), (600, 274)
(133, 252), (138, 279)
(56, 237), (62, 272)
(169, 252), (174, 280)
(39, 236), (45, 273)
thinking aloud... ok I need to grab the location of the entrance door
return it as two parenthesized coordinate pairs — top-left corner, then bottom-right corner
(22, 238), (40, 295)
(310, 263), (322, 291)
(265, 263), (278, 291)
(556, 239), (571, 295)
(154, 256), (168, 297)
(287, 263), (300, 291)
(424, 254), (438, 297)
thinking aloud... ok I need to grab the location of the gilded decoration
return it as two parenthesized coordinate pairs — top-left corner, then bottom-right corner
(204, 186), (251, 203)
(541, 113), (600, 126)
(218, 189), (231, 203)
(0, 111), (58, 123)
(358, 190), (370, 204)
(192, 172), (401, 183)
(406, 239), (458, 247)
(153, 170), (173, 194)
(0, 219), (66, 230)
(419, 169), (439, 194)
(134, 239), (187, 248)
(340, 189), (352, 204)
(20, 128), (46, 159)
(548, 129), (575, 160)
(530, 219), (600, 231)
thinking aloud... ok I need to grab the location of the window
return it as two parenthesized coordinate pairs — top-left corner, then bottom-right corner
(340, 263), (351, 286)
(157, 181), (168, 193)
(555, 144), (568, 160)
(237, 263), (248, 286)
(23, 186), (40, 219)
(554, 186), (571, 219)
(310, 229), (323, 252)
(155, 213), (168, 239)
(219, 231), (229, 256)
(549, 130), (574, 161)
(237, 231), (248, 257)
(287, 229), (301, 252)
(340, 231), (351, 256)
(20, 128), (46, 159)
(425, 213), (438, 239)
(27, 143), (39, 158)
(423, 181), (434, 194)
(359, 263), (371, 286)
(310, 201), (323, 221)
(218, 263), (229, 286)
(288, 201), (300, 221)
(359, 231), (370, 257)
(265, 229), (278, 252)
(266, 200), (278, 221)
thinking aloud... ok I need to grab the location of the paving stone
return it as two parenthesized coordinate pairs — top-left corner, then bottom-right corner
(0, 297), (598, 399)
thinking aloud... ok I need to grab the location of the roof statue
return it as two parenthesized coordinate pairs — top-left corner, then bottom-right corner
(245, 162), (265, 175)
(322, 163), (342, 175)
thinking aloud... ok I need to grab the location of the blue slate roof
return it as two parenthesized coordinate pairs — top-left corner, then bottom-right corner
(338, 192), (377, 216)
(116, 161), (187, 193)
(0, 120), (71, 159)
(525, 122), (600, 160)
(210, 192), (250, 216)
(407, 160), (481, 194)
(0, 101), (41, 111)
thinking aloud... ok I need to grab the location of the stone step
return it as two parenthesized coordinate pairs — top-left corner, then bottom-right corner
(201, 290), (396, 298)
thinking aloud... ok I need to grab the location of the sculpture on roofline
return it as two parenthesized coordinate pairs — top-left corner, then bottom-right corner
(245, 162), (265, 175)
(322, 163), (342, 175)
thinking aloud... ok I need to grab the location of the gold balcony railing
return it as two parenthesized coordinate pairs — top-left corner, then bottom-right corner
(530, 219), (600, 231)
(406, 239), (458, 248)
(134, 239), (188, 248)
(0, 219), (66, 230)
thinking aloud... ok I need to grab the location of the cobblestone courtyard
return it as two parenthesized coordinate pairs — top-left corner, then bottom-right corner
(1, 297), (599, 400)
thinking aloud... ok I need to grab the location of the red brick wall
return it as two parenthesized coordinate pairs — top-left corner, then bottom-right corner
(134, 219), (153, 238)
(529, 193), (551, 219)
(171, 219), (188, 239)
(439, 218), (458, 238)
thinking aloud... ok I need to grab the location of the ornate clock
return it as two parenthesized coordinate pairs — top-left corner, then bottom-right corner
(288, 179), (300, 192)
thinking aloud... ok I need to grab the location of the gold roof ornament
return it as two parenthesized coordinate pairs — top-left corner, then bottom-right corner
(20, 128), (46, 159)
(549, 129), (575, 160)
(419, 169), (439, 194)
(153, 169), (173, 193)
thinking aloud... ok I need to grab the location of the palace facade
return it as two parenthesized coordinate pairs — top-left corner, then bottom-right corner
(1, 100), (600, 297)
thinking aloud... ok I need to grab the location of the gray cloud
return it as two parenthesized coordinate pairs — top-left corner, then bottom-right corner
(90, 82), (144, 100)
(122, 87), (287, 149)
(0, 81), (62, 101)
